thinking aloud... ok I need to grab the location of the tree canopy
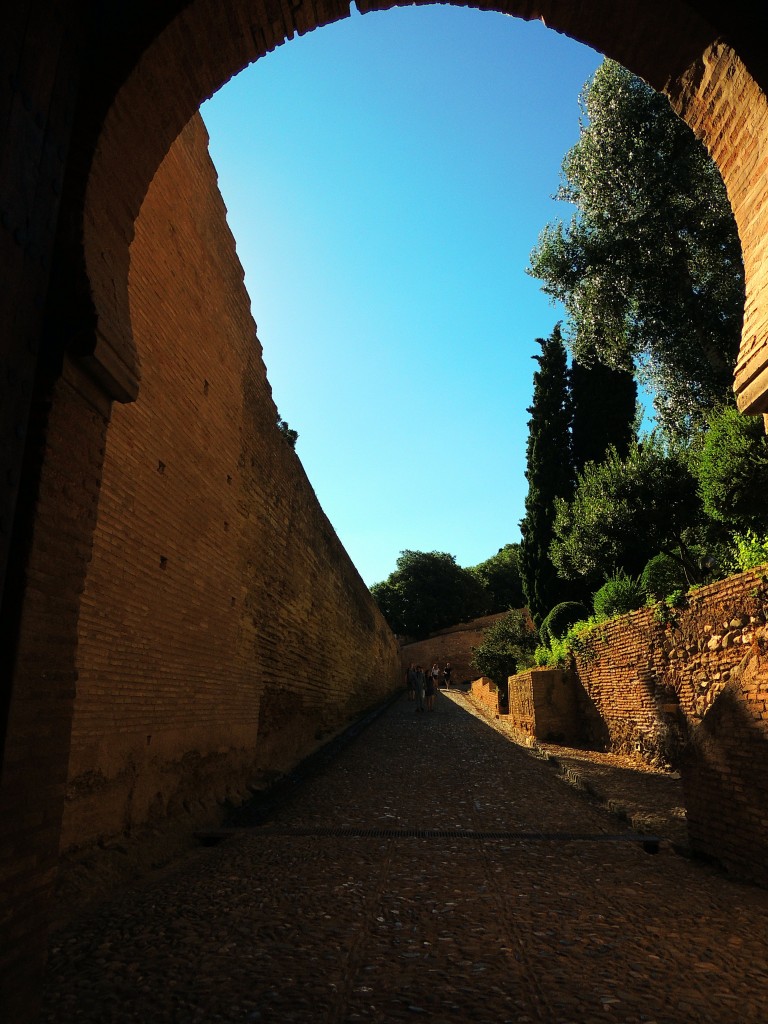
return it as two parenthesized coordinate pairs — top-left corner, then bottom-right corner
(519, 326), (574, 622)
(370, 550), (488, 640)
(696, 405), (768, 535)
(471, 609), (537, 686)
(550, 437), (701, 585)
(528, 60), (744, 441)
(570, 357), (636, 474)
(468, 544), (525, 612)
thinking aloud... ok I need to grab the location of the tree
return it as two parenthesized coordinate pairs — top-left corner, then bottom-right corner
(370, 550), (488, 640)
(468, 544), (525, 612)
(570, 357), (636, 474)
(471, 610), (537, 686)
(519, 325), (574, 623)
(696, 405), (768, 535)
(640, 552), (691, 602)
(528, 60), (744, 441)
(276, 415), (298, 449)
(550, 437), (701, 585)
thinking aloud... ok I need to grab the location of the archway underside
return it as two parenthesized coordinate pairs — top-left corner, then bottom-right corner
(78, 0), (768, 415)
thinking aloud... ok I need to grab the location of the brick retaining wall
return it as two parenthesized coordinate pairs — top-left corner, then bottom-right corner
(506, 566), (768, 882)
(469, 676), (504, 716)
(506, 668), (579, 745)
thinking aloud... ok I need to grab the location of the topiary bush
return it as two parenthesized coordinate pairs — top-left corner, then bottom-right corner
(593, 572), (645, 618)
(540, 601), (589, 646)
(640, 552), (688, 602)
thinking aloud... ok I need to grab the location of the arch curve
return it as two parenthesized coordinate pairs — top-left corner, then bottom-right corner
(74, 0), (768, 413)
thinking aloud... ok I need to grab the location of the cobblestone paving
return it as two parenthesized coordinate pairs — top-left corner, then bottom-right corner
(42, 692), (768, 1023)
(462, 695), (689, 850)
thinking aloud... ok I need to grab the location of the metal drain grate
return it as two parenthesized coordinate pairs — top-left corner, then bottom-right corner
(197, 825), (661, 847)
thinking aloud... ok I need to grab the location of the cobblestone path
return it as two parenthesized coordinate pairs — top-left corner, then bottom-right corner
(42, 692), (768, 1024)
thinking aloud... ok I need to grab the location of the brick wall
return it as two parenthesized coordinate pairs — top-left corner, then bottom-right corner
(400, 612), (510, 686)
(507, 566), (768, 881)
(63, 116), (400, 854)
(0, 358), (111, 1023)
(470, 676), (504, 716)
(506, 668), (579, 744)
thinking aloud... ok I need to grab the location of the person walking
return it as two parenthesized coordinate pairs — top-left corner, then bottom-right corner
(430, 663), (441, 693)
(442, 662), (452, 690)
(414, 665), (426, 712)
(406, 663), (416, 701)
(424, 666), (437, 711)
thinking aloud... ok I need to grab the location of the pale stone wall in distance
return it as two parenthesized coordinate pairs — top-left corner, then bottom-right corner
(401, 612), (511, 685)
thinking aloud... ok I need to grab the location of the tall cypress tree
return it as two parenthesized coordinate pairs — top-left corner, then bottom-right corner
(519, 325), (573, 624)
(570, 358), (637, 474)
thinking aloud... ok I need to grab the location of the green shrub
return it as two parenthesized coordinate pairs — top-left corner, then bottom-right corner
(540, 601), (590, 647)
(640, 553), (688, 602)
(733, 531), (768, 571)
(665, 588), (688, 609)
(697, 406), (768, 534)
(593, 572), (645, 618)
(534, 614), (606, 667)
(471, 609), (537, 684)
(534, 644), (553, 667)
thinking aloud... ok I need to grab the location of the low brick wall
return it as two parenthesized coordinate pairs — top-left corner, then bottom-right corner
(470, 676), (504, 715)
(507, 668), (578, 744)
(506, 566), (768, 883)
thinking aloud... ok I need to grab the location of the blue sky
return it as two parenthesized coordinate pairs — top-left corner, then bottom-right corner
(201, 6), (603, 586)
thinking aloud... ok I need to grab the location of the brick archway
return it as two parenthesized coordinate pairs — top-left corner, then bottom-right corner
(76, 0), (768, 415)
(4, 3), (768, 1021)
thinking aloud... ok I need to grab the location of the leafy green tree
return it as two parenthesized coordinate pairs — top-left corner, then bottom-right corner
(551, 438), (701, 585)
(370, 550), (488, 640)
(570, 357), (636, 474)
(528, 60), (744, 441)
(519, 325), (574, 623)
(471, 610), (537, 686)
(468, 544), (525, 612)
(696, 405), (768, 534)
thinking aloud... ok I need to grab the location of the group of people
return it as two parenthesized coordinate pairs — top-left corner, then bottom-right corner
(405, 662), (452, 712)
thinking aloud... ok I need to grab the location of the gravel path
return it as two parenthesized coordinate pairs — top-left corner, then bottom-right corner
(42, 690), (768, 1023)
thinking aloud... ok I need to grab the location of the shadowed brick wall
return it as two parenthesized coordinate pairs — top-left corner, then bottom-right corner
(63, 115), (400, 854)
(506, 567), (768, 882)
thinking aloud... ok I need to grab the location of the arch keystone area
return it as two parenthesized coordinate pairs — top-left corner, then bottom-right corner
(76, 0), (768, 415)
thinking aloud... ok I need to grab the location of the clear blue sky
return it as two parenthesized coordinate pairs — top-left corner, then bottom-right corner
(201, 6), (603, 586)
